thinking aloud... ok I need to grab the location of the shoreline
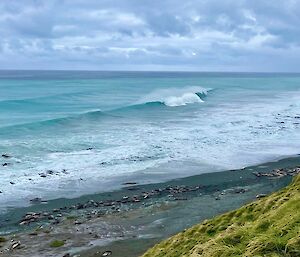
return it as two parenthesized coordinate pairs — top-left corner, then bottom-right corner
(0, 155), (299, 256)
(142, 173), (300, 257)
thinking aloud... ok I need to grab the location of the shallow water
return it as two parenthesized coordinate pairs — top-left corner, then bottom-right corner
(1, 71), (300, 211)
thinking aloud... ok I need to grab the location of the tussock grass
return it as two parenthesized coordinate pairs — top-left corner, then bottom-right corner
(49, 240), (65, 247)
(142, 175), (300, 257)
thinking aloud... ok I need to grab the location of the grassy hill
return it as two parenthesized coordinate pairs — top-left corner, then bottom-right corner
(142, 175), (300, 257)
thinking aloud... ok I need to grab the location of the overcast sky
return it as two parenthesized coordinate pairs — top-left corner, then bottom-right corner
(0, 0), (300, 71)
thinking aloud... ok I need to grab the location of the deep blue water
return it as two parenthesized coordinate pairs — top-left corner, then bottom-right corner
(1, 71), (300, 211)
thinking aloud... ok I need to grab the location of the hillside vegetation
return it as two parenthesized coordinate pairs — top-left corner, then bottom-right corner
(142, 175), (300, 257)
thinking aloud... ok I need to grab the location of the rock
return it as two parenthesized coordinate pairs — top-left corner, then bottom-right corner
(256, 167), (300, 178)
(40, 173), (47, 178)
(256, 194), (267, 199)
(132, 197), (140, 203)
(19, 212), (42, 225)
(76, 204), (84, 209)
(102, 251), (112, 256)
(122, 182), (137, 185)
(30, 197), (42, 204)
(253, 172), (262, 177)
(63, 254), (71, 257)
(46, 170), (54, 175)
(48, 215), (55, 220)
(234, 188), (247, 194)
(10, 241), (21, 250)
(174, 197), (187, 201)
(51, 219), (60, 225)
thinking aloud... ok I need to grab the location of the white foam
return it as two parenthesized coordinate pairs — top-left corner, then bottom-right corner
(1, 87), (300, 212)
(138, 86), (209, 107)
(164, 92), (203, 106)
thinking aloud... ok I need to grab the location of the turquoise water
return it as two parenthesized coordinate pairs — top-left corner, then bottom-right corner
(1, 71), (300, 211)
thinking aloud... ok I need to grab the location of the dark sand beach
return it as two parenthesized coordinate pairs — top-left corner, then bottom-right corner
(0, 156), (299, 257)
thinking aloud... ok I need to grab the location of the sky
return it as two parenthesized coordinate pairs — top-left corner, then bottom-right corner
(0, 0), (300, 71)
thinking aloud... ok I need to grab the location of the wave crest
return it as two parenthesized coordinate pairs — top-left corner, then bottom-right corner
(0, 86), (211, 133)
(138, 86), (210, 107)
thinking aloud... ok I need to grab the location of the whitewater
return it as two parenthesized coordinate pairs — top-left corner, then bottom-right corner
(1, 71), (300, 212)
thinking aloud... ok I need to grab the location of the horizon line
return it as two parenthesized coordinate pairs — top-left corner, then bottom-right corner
(0, 69), (300, 74)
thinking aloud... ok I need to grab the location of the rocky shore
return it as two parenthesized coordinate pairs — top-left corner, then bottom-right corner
(0, 160), (298, 257)
(253, 166), (300, 178)
(13, 164), (300, 229)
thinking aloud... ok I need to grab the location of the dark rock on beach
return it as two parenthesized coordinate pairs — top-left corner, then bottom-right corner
(10, 241), (21, 250)
(29, 197), (47, 204)
(30, 197), (42, 204)
(122, 182), (138, 185)
(46, 170), (54, 175)
(234, 188), (247, 194)
(102, 251), (112, 256)
(253, 167), (300, 178)
(256, 194), (267, 199)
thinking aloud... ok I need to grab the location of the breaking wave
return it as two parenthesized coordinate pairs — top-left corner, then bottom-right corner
(137, 86), (210, 107)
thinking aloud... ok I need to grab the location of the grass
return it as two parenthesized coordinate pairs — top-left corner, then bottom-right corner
(49, 240), (65, 248)
(142, 174), (300, 257)
(0, 236), (6, 247)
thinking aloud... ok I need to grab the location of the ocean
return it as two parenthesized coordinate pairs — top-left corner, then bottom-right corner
(1, 71), (300, 212)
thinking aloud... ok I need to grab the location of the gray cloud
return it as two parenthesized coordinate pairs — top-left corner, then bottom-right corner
(0, 0), (300, 71)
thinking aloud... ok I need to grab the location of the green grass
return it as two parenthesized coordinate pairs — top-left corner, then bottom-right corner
(0, 236), (6, 247)
(49, 240), (65, 248)
(142, 174), (300, 257)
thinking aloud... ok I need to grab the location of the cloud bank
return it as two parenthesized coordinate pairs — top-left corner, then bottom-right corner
(0, 0), (300, 71)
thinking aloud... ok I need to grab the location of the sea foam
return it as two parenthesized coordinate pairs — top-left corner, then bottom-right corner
(138, 86), (209, 107)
